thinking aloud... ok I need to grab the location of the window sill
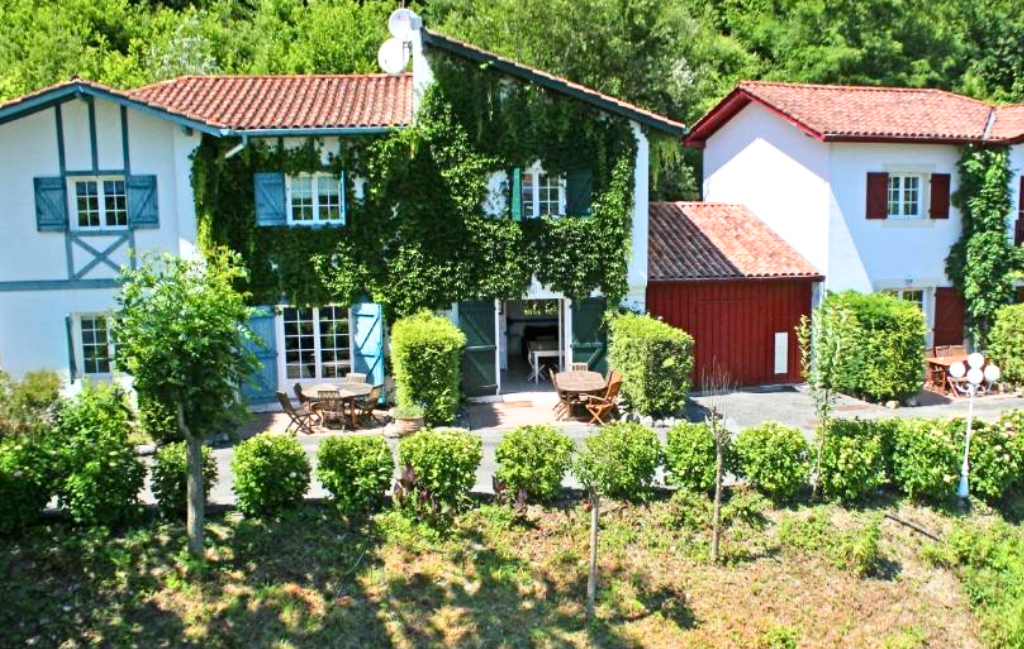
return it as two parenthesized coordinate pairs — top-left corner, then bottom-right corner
(285, 221), (346, 228)
(880, 218), (936, 229)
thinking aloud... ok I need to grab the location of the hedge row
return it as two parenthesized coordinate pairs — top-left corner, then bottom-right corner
(990, 303), (1024, 388)
(608, 312), (694, 417)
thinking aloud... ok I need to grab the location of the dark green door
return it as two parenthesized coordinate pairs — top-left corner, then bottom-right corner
(458, 300), (498, 397)
(572, 297), (608, 373)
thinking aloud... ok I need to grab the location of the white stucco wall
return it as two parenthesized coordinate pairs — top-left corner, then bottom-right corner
(702, 101), (831, 275)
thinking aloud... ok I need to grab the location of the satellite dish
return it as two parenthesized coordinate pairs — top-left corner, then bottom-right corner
(378, 37), (409, 75)
(388, 8), (421, 42)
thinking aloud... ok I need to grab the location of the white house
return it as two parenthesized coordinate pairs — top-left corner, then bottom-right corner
(0, 21), (685, 401)
(686, 81), (1024, 348)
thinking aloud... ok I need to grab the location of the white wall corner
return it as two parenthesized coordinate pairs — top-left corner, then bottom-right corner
(173, 127), (203, 259)
(628, 121), (649, 297)
(410, 28), (433, 119)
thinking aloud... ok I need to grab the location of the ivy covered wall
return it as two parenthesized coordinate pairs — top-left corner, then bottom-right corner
(191, 53), (639, 320)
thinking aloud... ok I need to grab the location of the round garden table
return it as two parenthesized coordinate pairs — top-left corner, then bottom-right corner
(302, 382), (373, 429)
(554, 371), (606, 395)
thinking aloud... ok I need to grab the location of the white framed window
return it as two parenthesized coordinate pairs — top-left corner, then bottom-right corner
(281, 306), (352, 380)
(520, 164), (566, 217)
(286, 173), (343, 225)
(78, 314), (113, 376)
(70, 176), (128, 230)
(885, 288), (925, 312)
(887, 174), (924, 219)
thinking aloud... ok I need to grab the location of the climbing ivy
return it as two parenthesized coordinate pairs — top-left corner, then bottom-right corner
(945, 145), (1023, 346)
(191, 52), (637, 319)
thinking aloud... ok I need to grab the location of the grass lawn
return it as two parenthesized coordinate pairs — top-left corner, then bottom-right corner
(0, 495), (1014, 649)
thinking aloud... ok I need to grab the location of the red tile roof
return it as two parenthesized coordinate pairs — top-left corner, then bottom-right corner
(686, 81), (1024, 146)
(990, 104), (1024, 143)
(127, 74), (413, 131)
(649, 202), (821, 281)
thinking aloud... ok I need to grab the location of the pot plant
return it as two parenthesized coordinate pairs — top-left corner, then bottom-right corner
(391, 404), (425, 436)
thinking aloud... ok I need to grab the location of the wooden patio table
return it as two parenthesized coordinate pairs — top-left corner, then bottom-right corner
(302, 382), (372, 429)
(925, 355), (969, 396)
(553, 371), (606, 420)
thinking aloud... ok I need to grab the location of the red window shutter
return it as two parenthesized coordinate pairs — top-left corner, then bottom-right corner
(929, 173), (951, 219)
(866, 172), (888, 219)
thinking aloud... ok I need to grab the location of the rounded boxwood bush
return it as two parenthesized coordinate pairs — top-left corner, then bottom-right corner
(608, 313), (694, 416)
(390, 312), (467, 426)
(398, 428), (482, 511)
(150, 441), (219, 517)
(494, 424), (573, 502)
(664, 421), (730, 493)
(0, 436), (57, 536)
(573, 422), (662, 502)
(818, 419), (886, 502)
(891, 419), (960, 501)
(733, 422), (810, 501)
(54, 384), (146, 526)
(232, 433), (310, 517)
(316, 435), (394, 518)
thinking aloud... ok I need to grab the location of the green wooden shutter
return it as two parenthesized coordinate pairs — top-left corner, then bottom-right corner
(458, 300), (498, 396)
(241, 306), (278, 404)
(572, 297), (608, 373)
(510, 168), (523, 222)
(126, 175), (159, 229)
(566, 170), (593, 216)
(254, 172), (287, 226)
(35, 177), (68, 232)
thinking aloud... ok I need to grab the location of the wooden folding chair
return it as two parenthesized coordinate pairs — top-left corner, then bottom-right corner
(356, 385), (384, 426)
(276, 391), (319, 435)
(344, 372), (367, 384)
(580, 376), (623, 425)
(317, 390), (348, 429)
(571, 362), (589, 372)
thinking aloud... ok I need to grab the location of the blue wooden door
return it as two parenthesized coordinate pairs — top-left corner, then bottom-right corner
(242, 306), (278, 405)
(353, 302), (385, 386)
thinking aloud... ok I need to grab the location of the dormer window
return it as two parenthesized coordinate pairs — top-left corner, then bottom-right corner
(521, 164), (566, 217)
(887, 174), (923, 219)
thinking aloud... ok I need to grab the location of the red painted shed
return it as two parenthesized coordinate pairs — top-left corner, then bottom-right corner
(646, 202), (823, 388)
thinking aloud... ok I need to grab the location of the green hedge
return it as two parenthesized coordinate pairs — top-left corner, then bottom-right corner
(494, 424), (573, 502)
(891, 419), (961, 501)
(397, 428), (482, 513)
(150, 441), (219, 518)
(0, 437), (57, 536)
(608, 313), (694, 417)
(573, 422), (662, 502)
(818, 291), (926, 403)
(232, 433), (311, 517)
(733, 422), (811, 502)
(989, 303), (1024, 388)
(391, 311), (467, 426)
(664, 421), (731, 494)
(316, 435), (394, 518)
(818, 419), (887, 502)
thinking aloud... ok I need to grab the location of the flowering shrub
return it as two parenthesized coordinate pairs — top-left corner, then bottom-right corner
(733, 422), (810, 501)
(968, 413), (1024, 500)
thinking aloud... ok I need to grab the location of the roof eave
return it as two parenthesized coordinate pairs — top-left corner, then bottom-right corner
(225, 126), (403, 138)
(649, 274), (824, 283)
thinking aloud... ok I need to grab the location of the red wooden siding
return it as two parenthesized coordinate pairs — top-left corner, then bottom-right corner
(646, 280), (813, 389)
(933, 287), (966, 347)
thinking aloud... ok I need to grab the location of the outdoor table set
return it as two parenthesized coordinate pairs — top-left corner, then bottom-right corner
(302, 381), (374, 429)
(552, 370), (623, 424)
(277, 374), (382, 434)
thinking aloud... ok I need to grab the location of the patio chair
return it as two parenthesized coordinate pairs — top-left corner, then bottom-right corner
(571, 362), (589, 372)
(947, 345), (967, 356)
(580, 376), (623, 425)
(276, 391), (319, 435)
(356, 385), (384, 426)
(317, 390), (348, 429)
(344, 372), (368, 384)
(935, 345), (953, 358)
(551, 373), (579, 420)
(293, 382), (309, 406)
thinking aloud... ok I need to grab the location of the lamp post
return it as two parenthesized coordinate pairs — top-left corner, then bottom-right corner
(949, 353), (1001, 500)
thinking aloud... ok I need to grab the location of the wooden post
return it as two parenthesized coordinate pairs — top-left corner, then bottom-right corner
(586, 490), (599, 619)
(710, 432), (723, 563)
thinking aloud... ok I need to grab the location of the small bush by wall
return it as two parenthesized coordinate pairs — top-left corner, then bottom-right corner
(150, 441), (219, 518)
(232, 433), (311, 517)
(494, 424), (573, 502)
(733, 422), (810, 501)
(0, 437), (56, 535)
(316, 435), (394, 518)
(818, 419), (887, 502)
(573, 422), (662, 502)
(391, 311), (467, 426)
(608, 313), (694, 417)
(54, 384), (145, 526)
(397, 428), (482, 513)
(891, 419), (960, 501)
(989, 304), (1024, 388)
(664, 421), (729, 494)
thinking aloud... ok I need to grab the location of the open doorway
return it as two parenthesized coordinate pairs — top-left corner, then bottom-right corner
(499, 298), (568, 393)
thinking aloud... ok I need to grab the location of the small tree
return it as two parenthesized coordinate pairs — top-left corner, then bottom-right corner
(699, 366), (735, 563)
(113, 249), (257, 556)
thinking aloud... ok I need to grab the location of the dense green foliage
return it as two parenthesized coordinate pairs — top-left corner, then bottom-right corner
(150, 441), (218, 518)
(0, 370), (62, 439)
(53, 384), (145, 526)
(573, 422), (661, 502)
(316, 435), (394, 519)
(608, 313), (695, 416)
(946, 146), (1022, 346)
(817, 419), (887, 502)
(733, 422), (811, 502)
(988, 304), (1024, 387)
(397, 428), (483, 513)
(890, 419), (961, 501)
(231, 433), (311, 517)
(0, 436), (56, 536)
(778, 509), (883, 578)
(664, 421), (726, 493)
(390, 312), (466, 426)
(494, 424), (573, 502)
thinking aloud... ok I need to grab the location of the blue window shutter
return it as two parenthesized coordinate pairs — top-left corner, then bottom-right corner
(511, 168), (523, 222)
(241, 306), (278, 404)
(65, 314), (78, 380)
(35, 177), (68, 232)
(352, 302), (385, 387)
(566, 169), (593, 216)
(254, 172), (287, 226)
(127, 175), (159, 229)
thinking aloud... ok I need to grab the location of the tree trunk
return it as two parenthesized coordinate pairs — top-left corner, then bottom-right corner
(178, 404), (205, 558)
(710, 435), (724, 563)
(586, 490), (599, 620)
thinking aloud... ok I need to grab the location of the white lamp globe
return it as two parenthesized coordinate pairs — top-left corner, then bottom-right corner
(967, 367), (984, 386)
(388, 8), (420, 42)
(984, 364), (1001, 383)
(950, 361), (966, 379)
(968, 352), (985, 369)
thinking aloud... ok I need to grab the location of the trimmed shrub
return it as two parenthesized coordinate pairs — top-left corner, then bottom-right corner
(891, 418), (960, 501)
(818, 419), (886, 502)
(958, 417), (1023, 502)
(0, 436), (57, 535)
(390, 311), (466, 426)
(989, 303), (1024, 388)
(664, 421), (730, 493)
(232, 433), (310, 517)
(573, 422), (662, 502)
(150, 441), (219, 517)
(995, 409), (1024, 494)
(54, 384), (145, 526)
(818, 291), (926, 403)
(733, 422), (810, 501)
(494, 424), (573, 502)
(608, 313), (694, 416)
(397, 428), (482, 512)
(316, 435), (394, 518)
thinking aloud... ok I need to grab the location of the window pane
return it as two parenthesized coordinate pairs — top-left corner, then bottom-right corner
(538, 173), (561, 216)
(887, 176), (901, 217)
(319, 306), (351, 378)
(903, 176), (920, 217)
(80, 315), (111, 374)
(317, 175), (341, 222)
(283, 308), (316, 378)
(521, 172), (534, 217)
(76, 181), (100, 228)
(103, 180), (128, 227)
(290, 177), (314, 222)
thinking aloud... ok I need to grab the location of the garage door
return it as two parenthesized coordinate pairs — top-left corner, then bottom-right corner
(646, 280), (813, 389)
